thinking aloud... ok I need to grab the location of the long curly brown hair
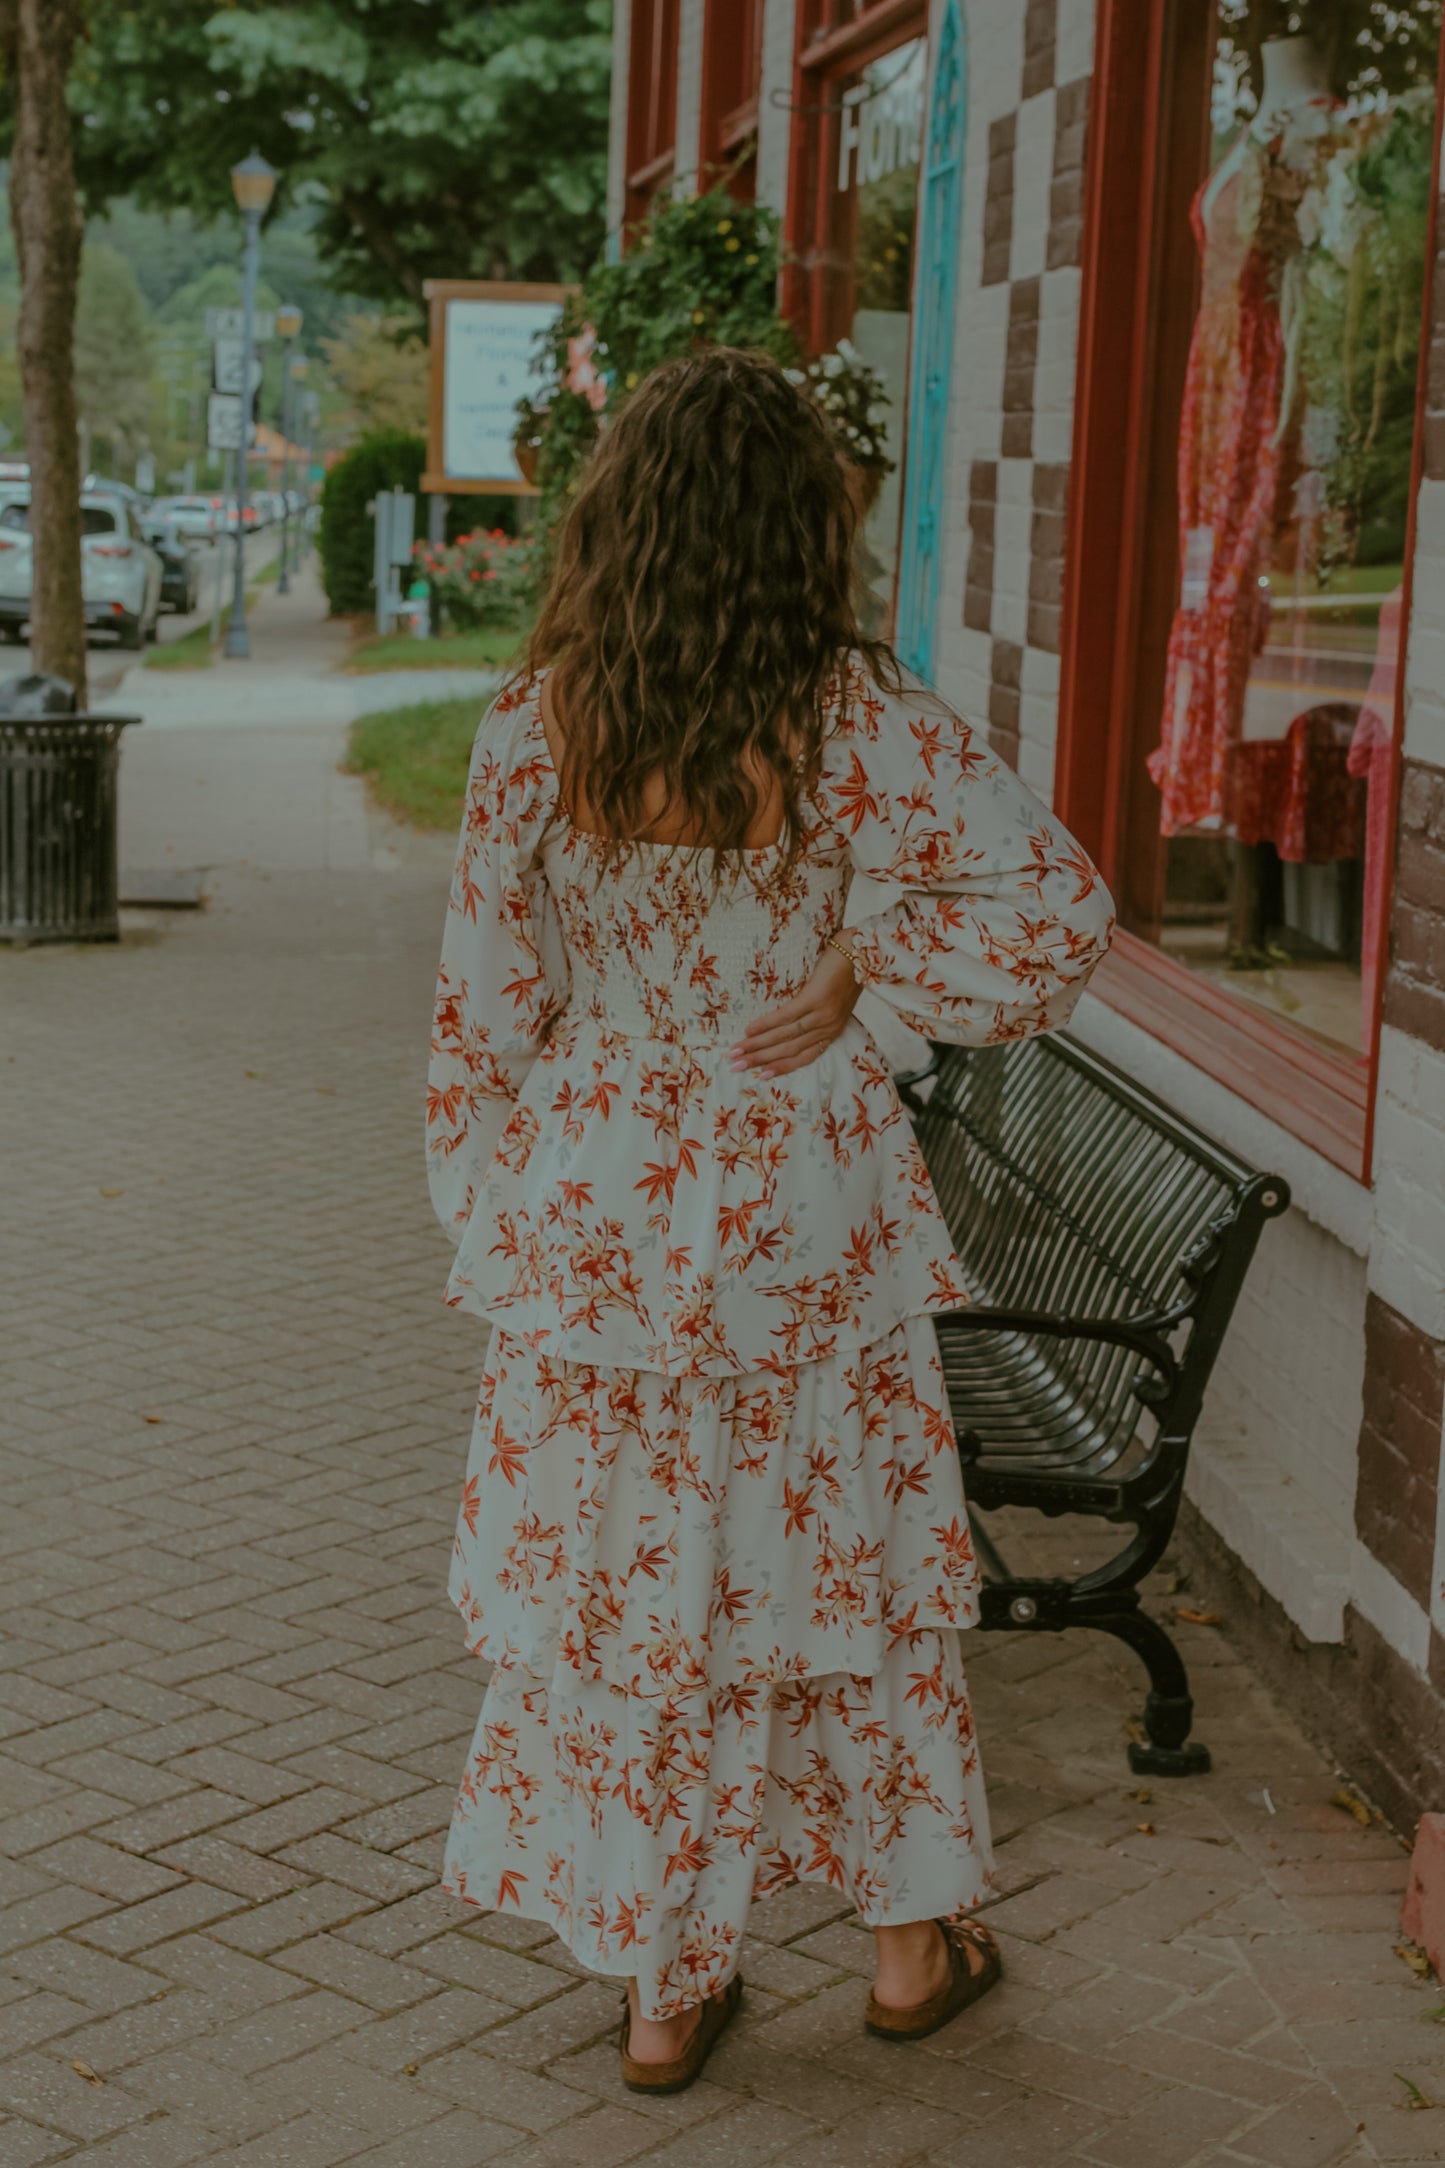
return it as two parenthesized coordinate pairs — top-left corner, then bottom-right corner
(526, 346), (896, 876)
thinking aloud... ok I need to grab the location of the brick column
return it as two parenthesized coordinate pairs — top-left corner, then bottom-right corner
(1347, 179), (1445, 1826)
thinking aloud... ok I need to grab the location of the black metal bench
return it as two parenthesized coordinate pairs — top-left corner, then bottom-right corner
(898, 1033), (1290, 1778)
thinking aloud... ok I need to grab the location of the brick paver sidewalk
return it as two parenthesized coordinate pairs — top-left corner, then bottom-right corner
(2, 641), (1442, 2164)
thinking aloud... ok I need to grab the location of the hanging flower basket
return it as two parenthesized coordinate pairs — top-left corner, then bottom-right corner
(788, 339), (896, 484)
(513, 405), (546, 487)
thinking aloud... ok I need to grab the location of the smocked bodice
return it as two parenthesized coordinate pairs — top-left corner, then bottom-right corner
(541, 826), (852, 1046)
(427, 666), (1113, 1375)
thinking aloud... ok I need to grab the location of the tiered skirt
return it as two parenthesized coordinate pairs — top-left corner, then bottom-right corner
(441, 1321), (994, 2019)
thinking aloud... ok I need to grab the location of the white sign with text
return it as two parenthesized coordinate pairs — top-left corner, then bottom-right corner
(442, 297), (561, 486)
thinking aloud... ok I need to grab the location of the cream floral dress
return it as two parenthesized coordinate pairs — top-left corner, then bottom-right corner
(427, 659), (1112, 2018)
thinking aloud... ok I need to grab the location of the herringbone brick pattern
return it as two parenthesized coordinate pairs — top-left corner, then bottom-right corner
(2, 861), (1438, 2166)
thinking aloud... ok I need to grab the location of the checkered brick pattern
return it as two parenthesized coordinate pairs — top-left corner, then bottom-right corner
(957, 0), (1090, 806)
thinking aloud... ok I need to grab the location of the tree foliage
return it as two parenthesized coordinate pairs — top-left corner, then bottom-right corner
(58, 0), (613, 307)
(322, 314), (430, 440)
(74, 242), (154, 469)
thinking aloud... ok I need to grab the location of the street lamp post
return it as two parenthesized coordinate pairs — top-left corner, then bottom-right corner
(290, 361), (310, 566)
(300, 390), (320, 562)
(224, 149), (277, 661)
(274, 303), (302, 595)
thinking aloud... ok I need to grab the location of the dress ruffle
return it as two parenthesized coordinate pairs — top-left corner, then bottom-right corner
(448, 1324), (980, 1701)
(442, 1634), (995, 2021)
(442, 1008), (972, 1376)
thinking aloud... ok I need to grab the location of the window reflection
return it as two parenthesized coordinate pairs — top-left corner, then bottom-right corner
(1147, 4), (1439, 1056)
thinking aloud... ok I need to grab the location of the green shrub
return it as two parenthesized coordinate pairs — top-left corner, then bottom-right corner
(318, 430), (426, 616)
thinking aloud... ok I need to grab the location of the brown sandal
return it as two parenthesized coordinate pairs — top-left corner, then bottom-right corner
(864, 1918), (1002, 2041)
(619, 1974), (743, 2094)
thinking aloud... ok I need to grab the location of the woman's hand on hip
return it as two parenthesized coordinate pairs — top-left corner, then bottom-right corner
(731, 945), (862, 1078)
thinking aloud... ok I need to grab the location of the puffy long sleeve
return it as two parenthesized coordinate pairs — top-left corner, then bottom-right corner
(426, 686), (568, 1242)
(818, 664), (1114, 1045)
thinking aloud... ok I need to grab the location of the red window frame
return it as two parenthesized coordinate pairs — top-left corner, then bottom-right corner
(782, 0), (929, 354)
(1055, 0), (1445, 1181)
(700, 0), (767, 200)
(625, 0), (682, 231)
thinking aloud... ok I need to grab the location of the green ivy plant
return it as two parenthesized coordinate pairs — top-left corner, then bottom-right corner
(521, 187), (800, 542)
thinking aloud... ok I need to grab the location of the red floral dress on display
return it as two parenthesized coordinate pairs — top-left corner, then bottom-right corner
(425, 663), (1114, 2019)
(1149, 138), (1294, 834)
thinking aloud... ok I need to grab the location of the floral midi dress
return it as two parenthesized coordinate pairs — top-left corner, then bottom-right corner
(426, 659), (1113, 2018)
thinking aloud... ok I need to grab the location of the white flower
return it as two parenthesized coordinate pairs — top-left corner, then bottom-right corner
(867, 400), (889, 425)
(836, 336), (860, 363)
(821, 353), (844, 379)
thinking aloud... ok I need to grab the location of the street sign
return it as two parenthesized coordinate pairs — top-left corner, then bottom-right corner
(207, 392), (254, 453)
(205, 307), (276, 344)
(212, 338), (265, 398)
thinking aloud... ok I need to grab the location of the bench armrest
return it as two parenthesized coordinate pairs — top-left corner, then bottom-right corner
(931, 1303), (1180, 1408)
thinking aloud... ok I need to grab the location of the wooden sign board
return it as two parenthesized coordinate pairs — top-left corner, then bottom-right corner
(423, 279), (570, 496)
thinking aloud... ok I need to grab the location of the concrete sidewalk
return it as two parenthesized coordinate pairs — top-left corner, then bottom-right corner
(95, 565), (498, 877)
(2, 595), (1442, 2166)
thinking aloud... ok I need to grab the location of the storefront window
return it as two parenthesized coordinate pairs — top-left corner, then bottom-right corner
(1141, 4), (1440, 1059)
(789, 12), (927, 632)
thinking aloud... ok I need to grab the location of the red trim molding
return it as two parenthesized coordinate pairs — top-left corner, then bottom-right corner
(1095, 933), (1370, 1175)
(783, 0), (928, 345)
(802, 0), (924, 71)
(625, 0), (681, 231)
(627, 147), (676, 196)
(1359, 15), (1445, 1176)
(699, 0), (765, 195)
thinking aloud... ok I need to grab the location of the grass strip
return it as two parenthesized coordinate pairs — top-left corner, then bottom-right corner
(345, 695), (486, 830)
(145, 615), (220, 671)
(346, 625), (524, 673)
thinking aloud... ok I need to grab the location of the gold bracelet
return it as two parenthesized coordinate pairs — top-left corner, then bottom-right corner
(826, 934), (864, 983)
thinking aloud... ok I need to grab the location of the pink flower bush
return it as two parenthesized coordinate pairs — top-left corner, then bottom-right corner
(415, 529), (536, 631)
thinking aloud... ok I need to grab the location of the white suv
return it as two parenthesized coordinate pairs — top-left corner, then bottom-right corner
(0, 493), (164, 650)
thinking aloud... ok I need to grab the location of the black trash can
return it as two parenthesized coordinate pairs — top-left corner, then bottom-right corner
(0, 675), (142, 944)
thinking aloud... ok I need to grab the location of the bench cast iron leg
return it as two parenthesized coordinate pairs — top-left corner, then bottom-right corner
(1097, 1605), (1211, 1776)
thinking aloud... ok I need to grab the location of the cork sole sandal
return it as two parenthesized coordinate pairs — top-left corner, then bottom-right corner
(864, 1920), (1002, 2042)
(619, 1974), (744, 2095)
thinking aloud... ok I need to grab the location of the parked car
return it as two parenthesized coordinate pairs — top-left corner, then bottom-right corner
(0, 493), (164, 649)
(138, 514), (200, 614)
(83, 475), (153, 518)
(150, 495), (222, 542)
(251, 489), (286, 527)
(221, 502), (262, 533)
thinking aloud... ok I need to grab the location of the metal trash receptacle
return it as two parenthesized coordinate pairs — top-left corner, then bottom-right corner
(0, 674), (142, 944)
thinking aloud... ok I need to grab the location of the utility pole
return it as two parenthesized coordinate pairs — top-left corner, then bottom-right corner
(223, 150), (276, 661)
(274, 303), (302, 595)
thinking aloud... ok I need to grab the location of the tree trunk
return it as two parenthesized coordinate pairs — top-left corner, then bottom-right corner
(0, 0), (87, 706)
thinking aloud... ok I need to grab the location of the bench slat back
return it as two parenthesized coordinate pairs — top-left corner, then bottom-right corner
(916, 1037), (1244, 1319)
(911, 1036), (1258, 1475)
